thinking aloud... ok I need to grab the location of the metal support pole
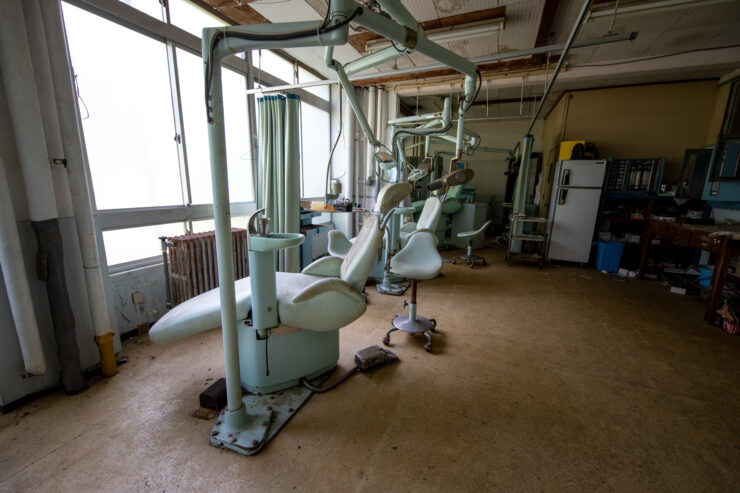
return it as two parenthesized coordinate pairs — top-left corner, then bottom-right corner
(527, 0), (594, 134)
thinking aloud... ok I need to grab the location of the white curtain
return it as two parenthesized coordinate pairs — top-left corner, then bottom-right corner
(257, 93), (301, 272)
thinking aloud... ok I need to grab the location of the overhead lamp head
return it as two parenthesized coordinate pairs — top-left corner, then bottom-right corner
(427, 168), (474, 191)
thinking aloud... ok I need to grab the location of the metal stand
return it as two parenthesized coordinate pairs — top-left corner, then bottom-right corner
(382, 280), (437, 352)
(451, 239), (487, 268)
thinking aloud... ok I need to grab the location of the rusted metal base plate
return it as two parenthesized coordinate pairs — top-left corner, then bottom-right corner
(210, 385), (314, 456)
(209, 369), (336, 456)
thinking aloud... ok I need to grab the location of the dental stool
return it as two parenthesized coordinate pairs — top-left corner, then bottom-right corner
(382, 230), (443, 352)
(452, 220), (492, 268)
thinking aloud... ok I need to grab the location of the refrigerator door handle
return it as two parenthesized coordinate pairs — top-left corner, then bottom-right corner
(558, 188), (568, 205)
(561, 168), (571, 186)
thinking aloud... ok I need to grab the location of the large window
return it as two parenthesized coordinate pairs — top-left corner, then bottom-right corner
(62, 0), (332, 267)
(176, 49), (254, 204)
(300, 102), (331, 197)
(64, 4), (183, 210)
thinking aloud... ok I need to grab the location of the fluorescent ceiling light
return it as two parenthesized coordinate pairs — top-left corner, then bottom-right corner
(366, 19), (503, 53)
(589, 0), (734, 19)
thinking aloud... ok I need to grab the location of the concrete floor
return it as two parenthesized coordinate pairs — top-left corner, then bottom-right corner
(1, 248), (739, 492)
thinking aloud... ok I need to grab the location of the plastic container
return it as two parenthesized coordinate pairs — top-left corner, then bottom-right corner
(697, 266), (714, 288)
(596, 241), (625, 273)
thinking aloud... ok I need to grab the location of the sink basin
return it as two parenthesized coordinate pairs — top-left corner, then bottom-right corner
(249, 233), (305, 252)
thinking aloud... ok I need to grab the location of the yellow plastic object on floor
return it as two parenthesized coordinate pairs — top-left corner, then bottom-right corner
(95, 331), (117, 377)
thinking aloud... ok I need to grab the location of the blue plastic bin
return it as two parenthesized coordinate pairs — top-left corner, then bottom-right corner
(697, 266), (713, 288)
(596, 241), (625, 272)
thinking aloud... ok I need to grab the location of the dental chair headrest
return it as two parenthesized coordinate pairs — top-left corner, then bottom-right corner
(374, 182), (413, 214)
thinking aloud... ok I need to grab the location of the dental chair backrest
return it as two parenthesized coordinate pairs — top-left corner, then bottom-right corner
(341, 183), (412, 292)
(416, 197), (443, 231)
(340, 214), (381, 292)
(441, 184), (463, 215)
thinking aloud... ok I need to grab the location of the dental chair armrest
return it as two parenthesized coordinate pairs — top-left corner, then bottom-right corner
(291, 278), (365, 305)
(301, 256), (343, 277)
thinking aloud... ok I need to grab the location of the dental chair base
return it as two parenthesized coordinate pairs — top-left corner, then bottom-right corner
(376, 275), (410, 296)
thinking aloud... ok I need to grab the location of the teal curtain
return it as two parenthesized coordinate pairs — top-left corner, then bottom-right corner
(257, 93), (301, 272)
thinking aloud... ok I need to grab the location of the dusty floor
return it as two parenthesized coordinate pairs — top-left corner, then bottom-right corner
(1, 248), (739, 492)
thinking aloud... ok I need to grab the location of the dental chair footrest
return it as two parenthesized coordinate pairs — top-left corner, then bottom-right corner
(383, 314), (437, 353)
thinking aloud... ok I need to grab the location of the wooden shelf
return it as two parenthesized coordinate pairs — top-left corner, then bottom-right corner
(602, 217), (645, 223)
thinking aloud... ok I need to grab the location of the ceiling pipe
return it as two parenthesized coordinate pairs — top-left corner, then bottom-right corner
(244, 32), (637, 95)
(527, 0), (594, 134)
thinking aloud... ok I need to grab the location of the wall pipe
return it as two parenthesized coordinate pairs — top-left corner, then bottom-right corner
(0, 0), (85, 393)
(40, 0), (117, 376)
(365, 86), (377, 182)
(0, 158), (46, 377)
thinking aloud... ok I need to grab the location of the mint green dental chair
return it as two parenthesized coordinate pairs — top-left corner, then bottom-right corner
(399, 196), (442, 247)
(149, 185), (412, 394)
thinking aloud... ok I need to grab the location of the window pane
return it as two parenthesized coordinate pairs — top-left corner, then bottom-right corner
(103, 223), (185, 266)
(176, 49), (254, 204)
(300, 102), (330, 198)
(120, 0), (163, 21)
(298, 67), (329, 101)
(168, 0), (226, 38)
(63, 4), (183, 210)
(256, 50), (295, 85)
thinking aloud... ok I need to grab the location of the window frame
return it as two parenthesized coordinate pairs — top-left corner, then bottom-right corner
(64, 0), (331, 268)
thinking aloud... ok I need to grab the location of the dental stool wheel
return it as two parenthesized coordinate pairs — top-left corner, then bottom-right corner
(429, 318), (437, 332)
(382, 336), (390, 346)
(424, 343), (432, 353)
(451, 259), (456, 264)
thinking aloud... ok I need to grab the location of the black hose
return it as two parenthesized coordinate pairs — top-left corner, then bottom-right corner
(300, 365), (359, 393)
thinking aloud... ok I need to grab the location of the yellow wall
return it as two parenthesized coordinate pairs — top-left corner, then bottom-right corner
(552, 80), (722, 182)
(538, 80), (727, 215)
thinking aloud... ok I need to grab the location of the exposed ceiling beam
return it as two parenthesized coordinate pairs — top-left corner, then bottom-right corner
(194, 0), (269, 25)
(191, 0), (325, 80)
(534, 0), (562, 48)
(347, 7), (506, 53)
(352, 56), (559, 87)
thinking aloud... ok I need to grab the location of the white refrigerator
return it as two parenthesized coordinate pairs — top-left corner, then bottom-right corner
(546, 160), (607, 263)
